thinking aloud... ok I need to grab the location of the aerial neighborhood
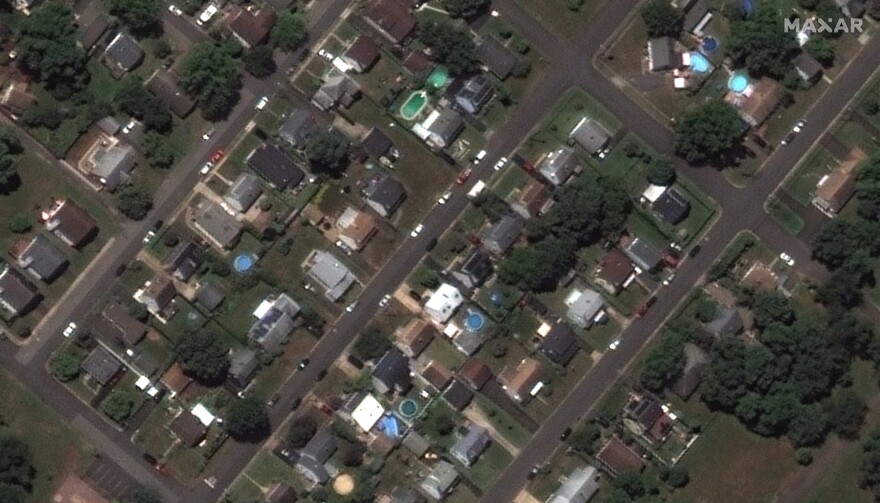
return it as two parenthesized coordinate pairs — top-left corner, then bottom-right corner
(1, 0), (880, 503)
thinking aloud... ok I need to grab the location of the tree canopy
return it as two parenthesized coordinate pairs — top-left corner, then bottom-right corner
(287, 417), (317, 448)
(639, 327), (689, 392)
(115, 77), (172, 133)
(243, 45), (277, 78)
(305, 131), (349, 176)
(271, 12), (308, 51)
(0, 436), (34, 495)
(646, 156), (677, 186)
(726, 3), (798, 78)
(442, 0), (490, 18)
(125, 487), (163, 503)
(225, 397), (270, 441)
(178, 43), (242, 120)
(418, 21), (478, 76)
(641, 0), (684, 38)
(805, 37), (835, 67)
(174, 330), (229, 385)
(674, 101), (742, 164)
(497, 237), (576, 291)
(106, 0), (161, 35)
(18, 4), (90, 95)
(353, 328), (392, 361)
(101, 392), (135, 423)
(0, 127), (23, 193)
(115, 185), (154, 220)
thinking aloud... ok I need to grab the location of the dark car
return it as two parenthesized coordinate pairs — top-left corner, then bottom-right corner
(426, 237), (438, 251)
(560, 427), (572, 440)
(688, 244), (701, 258)
(635, 296), (657, 319)
(267, 393), (280, 407)
(290, 397), (302, 410)
(316, 369), (328, 381)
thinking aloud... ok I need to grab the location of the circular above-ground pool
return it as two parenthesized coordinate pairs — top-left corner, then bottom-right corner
(400, 91), (428, 121)
(701, 36), (719, 54)
(233, 253), (257, 273)
(728, 73), (749, 93)
(427, 67), (449, 89)
(465, 310), (486, 332)
(689, 52), (711, 74)
(399, 399), (418, 418)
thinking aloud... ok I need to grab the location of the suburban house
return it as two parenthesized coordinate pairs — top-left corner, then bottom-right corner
(224, 173), (263, 213)
(794, 52), (823, 83)
(196, 282), (226, 312)
(95, 302), (147, 347)
(672, 343), (710, 399)
(412, 107), (464, 149)
(10, 234), (68, 282)
(246, 144), (305, 190)
(0, 265), (41, 317)
(341, 36), (381, 73)
(538, 147), (579, 186)
(623, 237), (663, 272)
(652, 186), (690, 225)
(565, 287), (605, 329)
(453, 327), (487, 356)
(725, 77), (781, 127)
(420, 461), (459, 500)
(454, 74), (494, 115)
(459, 359), (493, 390)
(146, 70), (196, 118)
(140, 275), (176, 314)
(625, 397), (673, 444)
(420, 360), (453, 394)
(42, 199), (98, 248)
(362, 0), (417, 45)
(547, 466), (601, 503)
(305, 250), (357, 302)
(394, 318), (435, 358)
(279, 108), (319, 150)
(451, 248), (493, 289)
(160, 364), (192, 398)
(0, 81), (35, 115)
(702, 307), (744, 338)
(540, 323), (580, 366)
(80, 347), (121, 386)
(339, 392), (385, 433)
(229, 8), (276, 48)
(424, 283), (464, 324)
(812, 147), (865, 217)
(311, 71), (362, 111)
(569, 118), (611, 155)
(84, 142), (135, 191)
(372, 348), (412, 395)
(295, 427), (337, 484)
(478, 36), (517, 79)
(499, 357), (543, 402)
(511, 178), (553, 218)
(336, 206), (378, 251)
(228, 347), (259, 388)
(683, 0), (712, 35)
(97, 116), (121, 136)
(482, 213), (524, 256)
(596, 437), (646, 475)
(442, 379), (474, 411)
(248, 293), (301, 353)
(170, 411), (207, 447)
(450, 425), (492, 467)
(647, 37), (680, 72)
(364, 172), (407, 217)
(164, 241), (202, 282)
(594, 248), (635, 295)
(192, 200), (243, 250)
(360, 127), (393, 159)
(105, 32), (144, 73)
(76, 2), (110, 52)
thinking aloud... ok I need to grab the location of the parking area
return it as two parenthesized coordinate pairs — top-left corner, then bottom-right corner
(82, 454), (140, 502)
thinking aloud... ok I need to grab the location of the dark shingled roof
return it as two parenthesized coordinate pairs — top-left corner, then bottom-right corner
(247, 144), (305, 189)
(46, 199), (98, 248)
(540, 323), (579, 366)
(229, 8), (276, 48)
(17, 234), (68, 282)
(170, 412), (207, 447)
(105, 32), (144, 71)
(652, 186), (690, 225)
(364, 173), (407, 216)
(478, 37), (517, 79)
(361, 127), (393, 158)
(146, 70), (196, 118)
(278, 108), (319, 149)
(344, 36), (380, 71)
(458, 359), (492, 390)
(81, 347), (121, 386)
(0, 265), (41, 315)
(442, 379), (473, 411)
(372, 348), (412, 394)
(196, 282), (226, 311)
(363, 0), (417, 44)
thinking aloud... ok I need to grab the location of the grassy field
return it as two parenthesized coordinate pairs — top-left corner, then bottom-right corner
(512, 0), (608, 38)
(766, 197), (805, 236)
(0, 368), (92, 503)
(783, 144), (838, 206)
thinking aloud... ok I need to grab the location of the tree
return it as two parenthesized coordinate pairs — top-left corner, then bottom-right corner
(857, 154), (880, 220)
(7, 214), (31, 234)
(287, 417), (317, 448)
(865, 99), (880, 116)
(125, 486), (163, 503)
(51, 351), (81, 382)
(142, 132), (176, 169)
(662, 466), (690, 488)
(795, 448), (814, 465)
(115, 185), (154, 220)
(817, 270), (863, 308)
(22, 103), (64, 129)
(154, 39), (172, 59)
(305, 132), (349, 176)
(511, 59), (532, 79)
(497, 237), (576, 291)
(178, 43), (242, 120)
(825, 388), (866, 439)
(870, 0), (880, 19)
(0, 484), (26, 503)
(725, 3), (798, 78)
(641, 0), (684, 38)
(271, 11), (308, 51)
(243, 45), (277, 78)
(472, 191), (510, 222)
(612, 472), (647, 499)
(674, 101), (743, 164)
(640, 329), (688, 391)
(175, 330), (229, 385)
(0, 128), (21, 193)
(646, 156), (676, 186)
(0, 436), (34, 492)
(116, 77), (172, 133)
(225, 397), (270, 441)
(106, 0), (161, 35)
(750, 292), (795, 330)
(101, 392), (135, 423)
(429, 410), (456, 436)
(418, 22), (478, 76)
(341, 444), (366, 467)
(805, 37), (835, 66)
(811, 219), (879, 275)
(353, 328), (392, 361)
(442, 0), (490, 18)
(18, 4), (90, 94)
(797, 0), (820, 9)
(567, 423), (601, 455)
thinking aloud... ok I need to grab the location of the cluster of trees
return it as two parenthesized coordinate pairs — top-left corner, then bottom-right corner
(101, 391), (136, 424)
(115, 185), (154, 220)
(224, 397), (270, 441)
(641, 0), (683, 38)
(243, 45), (277, 78)
(287, 416), (317, 448)
(674, 101), (742, 164)
(106, 0), (161, 36)
(18, 4), (90, 98)
(51, 350), (83, 382)
(174, 329), (230, 385)
(472, 191), (511, 222)
(639, 326), (690, 392)
(352, 328), (392, 361)
(0, 435), (35, 503)
(271, 11), (308, 51)
(860, 428), (880, 499)
(725, 4), (797, 79)
(442, 0), (490, 18)
(0, 127), (23, 194)
(305, 132), (350, 176)
(498, 175), (631, 291)
(418, 21), (478, 76)
(179, 42), (242, 120)
(601, 468), (690, 503)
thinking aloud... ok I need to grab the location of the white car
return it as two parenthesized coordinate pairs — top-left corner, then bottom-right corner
(779, 252), (795, 267)
(438, 190), (452, 204)
(142, 230), (156, 244)
(62, 322), (77, 338)
(318, 49), (334, 61)
(411, 224), (424, 237)
(345, 301), (358, 313)
(608, 339), (621, 350)
(597, 147), (610, 160)
(662, 273), (676, 286)
(493, 157), (508, 171)
(379, 294), (392, 307)
(792, 119), (807, 133)
(200, 161), (213, 175)
(474, 149), (487, 164)
(335, 240), (352, 255)
(196, 4), (218, 25)
(202, 128), (215, 141)
(168, 4), (183, 16)
(122, 119), (137, 134)
(255, 96), (269, 111)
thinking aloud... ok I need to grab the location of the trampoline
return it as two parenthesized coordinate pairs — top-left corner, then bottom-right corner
(400, 91), (428, 120)
(233, 253), (256, 273)
(701, 36), (719, 54)
(690, 52), (711, 74)
(427, 67), (449, 89)
(489, 291), (504, 307)
(465, 310), (486, 332)
(728, 73), (749, 94)
(399, 399), (418, 418)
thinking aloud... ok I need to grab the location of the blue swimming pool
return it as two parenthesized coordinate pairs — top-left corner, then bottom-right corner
(729, 73), (749, 93)
(233, 253), (256, 273)
(701, 36), (719, 54)
(690, 52), (710, 74)
(378, 414), (402, 438)
(465, 310), (486, 332)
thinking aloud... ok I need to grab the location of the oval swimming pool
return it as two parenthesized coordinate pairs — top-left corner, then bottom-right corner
(690, 52), (711, 74)
(729, 73), (749, 93)
(400, 91), (428, 120)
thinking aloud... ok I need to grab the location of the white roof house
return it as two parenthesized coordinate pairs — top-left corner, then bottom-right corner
(350, 393), (385, 432)
(191, 403), (216, 426)
(641, 184), (668, 203)
(424, 283), (464, 324)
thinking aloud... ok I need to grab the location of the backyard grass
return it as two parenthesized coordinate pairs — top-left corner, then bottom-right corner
(472, 394), (532, 448)
(512, 0), (608, 38)
(782, 145), (837, 206)
(245, 450), (299, 488)
(766, 197), (805, 236)
(464, 443), (513, 491)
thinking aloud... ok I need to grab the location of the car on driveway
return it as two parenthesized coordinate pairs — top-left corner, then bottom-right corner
(255, 96), (269, 110)
(142, 230), (156, 244)
(168, 4), (183, 15)
(779, 252), (795, 266)
(474, 149), (487, 164)
(345, 301), (358, 313)
(608, 338), (621, 350)
(411, 224), (424, 237)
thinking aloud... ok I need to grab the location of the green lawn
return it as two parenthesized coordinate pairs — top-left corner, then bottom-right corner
(766, 197), (805, 236)
(512, 0), (608, 38)
(783, 145), (838, 206)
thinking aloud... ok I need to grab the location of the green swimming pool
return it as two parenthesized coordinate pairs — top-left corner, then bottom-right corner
(427, 67), (449, 89)
(400, 91), (428, 120)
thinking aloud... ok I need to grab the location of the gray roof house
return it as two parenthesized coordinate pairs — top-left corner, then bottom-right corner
(451, 248), (493, 289)
(14, 234), (68, 282)
(450, 425), (492, 467)
(105, 32), (144, 72)
(539, 147), (579, 186)
(192, 200), (243, 250)
(296, 427), (337, 484)
(279, 108), (319, 149)
(482, 214), (524, 256)
(163, 240), (201, 282)
(420, 461), (459, 500)
(569, 118), (611, 154)
(566, 287), (605, 329)
(794, 52), (823, 82)
(0, 265), (41, 316)
(372, 348), (412, 395)
(478, 37), (517, 79)
(415, 107), (464, 149)
(454, 74), (494, 115)
(81, 346), (121, 386)
(623, 238), (663, 272)
(703, 307), (744, 337)
(364, 173), (407, 217)
(547, 465), (601, 503)
(672, 343), (709, 399)
(248, 293), (301, 353)
(540, 323), (580, 366)
(228, 347), (259, 388)
(196, 282), (226, 311)
(311, 71), (362, 111)
(453, 328), (487, 356)
(224, 173), (263, 213)
(247, 144), (305, 190)
(89, 144), (135, 191)
(683, 0), (711, 34)
(305, 250), (356, 302)
(647, 37), (680, 72)
(361, 127), (393, 159)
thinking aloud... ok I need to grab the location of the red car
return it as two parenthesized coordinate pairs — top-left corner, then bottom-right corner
(456, 168), (472, 185)
(635, 296), (657, 319)
(211, 149), (225, 163)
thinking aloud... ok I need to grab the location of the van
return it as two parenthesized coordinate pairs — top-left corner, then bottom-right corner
(467, 180), (486, 199)
(197, 4), (218, 25)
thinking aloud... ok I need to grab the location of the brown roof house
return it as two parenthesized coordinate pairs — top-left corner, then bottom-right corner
(146, 70), (196, 118)
(41, 199), (98, 248)
(170, 411), (207, 447)
(0, 265), (41, 317)
(342, 36), (380, 73)
(160, 363), (193, 398)
(459, 359), (492, 390)
(593, 248), (635, 295)
(139, 275), (176, 315)
(0, 81), (35, 115)
(725, 77), (781, 127)
(363, 0), (417, 45)
(812, 147), (866, 217)
(420, 360), (453, 393)
(741, 261), (778, 293)
(510, 178), (552, 219)
(498, 358), (543, 402)
(394, 318), (435, 358)
(99, 302), (147, 347)
(596, 437), (645, 476)
(230, 7), (276, 48)
(336, 206), (378, 251)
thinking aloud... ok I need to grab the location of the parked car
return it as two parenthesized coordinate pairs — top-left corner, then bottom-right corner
(608, 338), (621, 350)
(122, 119), (137, 134)
(298, 358), (310, 369)
(560, 428), (572, 440)
(202, 128), (215, 141)
(62, 322), (77, 338)
(410, 223), (424, 237)
(635, 297), (657, 319)
(142, 230), (156, 244)
(779, 252), (795, 267)
(493, 156), (508, 171)
(168, 4), (183, 16)
(255, 96), (269, 110)
(379, 294), (392, 307)
(267, 393), (280, 407)
(473, 149), (487, 164)
(438, 190), (452, 204)
(345, 301), (358, 313)
(200, 162), (213, 175)
(456, 168), (472, 185)
(211, 149), (225, 163)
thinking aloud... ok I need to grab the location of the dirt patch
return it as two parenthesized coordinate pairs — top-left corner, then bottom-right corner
(53, 475), (110, 503)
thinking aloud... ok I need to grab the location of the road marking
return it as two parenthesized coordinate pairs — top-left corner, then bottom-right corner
(823, 74), (834, 84)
